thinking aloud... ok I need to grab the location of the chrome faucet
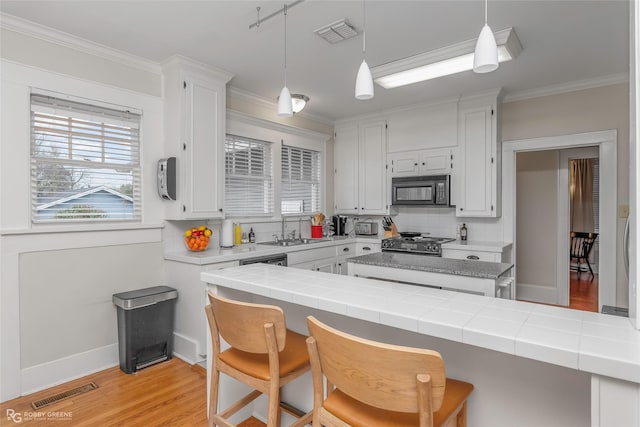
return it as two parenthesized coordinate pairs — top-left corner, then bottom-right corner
(281, 216), (286, 241)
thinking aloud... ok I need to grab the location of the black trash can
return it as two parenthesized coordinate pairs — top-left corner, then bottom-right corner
(112, 286), (178, 374)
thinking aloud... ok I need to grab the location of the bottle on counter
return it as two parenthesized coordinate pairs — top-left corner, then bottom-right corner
(234, 223), (242, 246)
(241, 232), (249, 244)
(249, 227), (255, 243)
(460, 223), (468, 241)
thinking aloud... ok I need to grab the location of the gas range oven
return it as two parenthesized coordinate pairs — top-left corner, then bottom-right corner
(381, 235), (456, 256)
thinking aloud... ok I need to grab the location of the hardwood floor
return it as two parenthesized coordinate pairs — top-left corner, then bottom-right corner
(569, 271), (599, 312)
(0, 358), (262, 426)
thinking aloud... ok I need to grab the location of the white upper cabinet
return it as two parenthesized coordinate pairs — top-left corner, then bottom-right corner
(334, 119), (389, 215)
(334, 123), (359, 214)
(387, 100), (458, 152)
(388, 147), (457, 177)
(456, 89), (502, 217)
(162, 57), (233, 220)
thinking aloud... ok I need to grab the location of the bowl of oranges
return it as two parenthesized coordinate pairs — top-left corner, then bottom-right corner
(185, 225), (212, 252)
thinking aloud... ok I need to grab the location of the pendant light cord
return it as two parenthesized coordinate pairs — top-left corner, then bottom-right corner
(284, 4), (288, 86)
(362, 0), (366, 57)
(484, 0), (488, 24)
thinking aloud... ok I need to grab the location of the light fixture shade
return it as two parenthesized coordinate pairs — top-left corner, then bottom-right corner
(277, 86), (293, 117)
(291, 94), (309, 113)
(355, 60), (374, 100)
(473, 24), (499, 73)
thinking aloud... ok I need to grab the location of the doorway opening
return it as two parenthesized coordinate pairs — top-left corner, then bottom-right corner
(503, 130), (617, 312)
(566, 152), (600, 311)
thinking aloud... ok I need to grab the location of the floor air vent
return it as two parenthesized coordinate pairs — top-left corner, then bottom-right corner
(31, 382), (98, 410)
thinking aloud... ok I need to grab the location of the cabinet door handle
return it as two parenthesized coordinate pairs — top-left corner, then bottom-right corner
(414, 162), (418, 166)
(467, 255), (480, 260)
(460, 207), (464, 211)
(343, 248), (350, 252)
(363, 246), (371, 251)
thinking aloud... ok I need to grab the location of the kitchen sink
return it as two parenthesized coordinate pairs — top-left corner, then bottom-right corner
(258, 238), (329, 246)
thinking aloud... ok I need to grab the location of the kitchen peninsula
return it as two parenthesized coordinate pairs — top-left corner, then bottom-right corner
(201, 264), (640, 427)
(348, 252), (514, 298)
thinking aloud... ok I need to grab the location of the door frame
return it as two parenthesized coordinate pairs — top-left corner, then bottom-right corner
(503, 129), (617, 310)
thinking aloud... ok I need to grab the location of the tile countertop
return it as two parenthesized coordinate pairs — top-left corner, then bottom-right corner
(441, 240), (513, 252)
(201, 264), (640, 384)
(348, 252), (513, 279)
(165, 236), (380, 265)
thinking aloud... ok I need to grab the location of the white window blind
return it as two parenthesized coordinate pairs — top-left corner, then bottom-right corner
(224, 134), (273, 216)
(30, 93), (141, 223)
(281, 145), (320, 214)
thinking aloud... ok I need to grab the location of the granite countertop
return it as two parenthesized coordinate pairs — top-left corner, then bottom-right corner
(201, 264), (640, 384)
(347, 252), (513, 279)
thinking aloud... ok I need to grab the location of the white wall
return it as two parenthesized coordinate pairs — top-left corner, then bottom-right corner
(0, 27), (166, 400)
(515, 151), (559, 302)
(502, 83), (630, 308)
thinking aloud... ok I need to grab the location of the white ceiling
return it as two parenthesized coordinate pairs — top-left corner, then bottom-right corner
(0, 0), (630, 121)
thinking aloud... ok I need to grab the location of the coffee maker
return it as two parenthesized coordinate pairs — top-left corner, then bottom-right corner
(331, 215), (348, 236)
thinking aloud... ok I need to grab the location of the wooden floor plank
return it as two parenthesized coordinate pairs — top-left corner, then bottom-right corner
(0, 358), (268, 426)
(569, 271), (599, 312)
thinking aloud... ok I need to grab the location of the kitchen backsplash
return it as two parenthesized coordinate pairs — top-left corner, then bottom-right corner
(164, 207), (504, 254)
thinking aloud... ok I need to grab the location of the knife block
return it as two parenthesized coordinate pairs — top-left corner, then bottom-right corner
(384, 223), (399, 238)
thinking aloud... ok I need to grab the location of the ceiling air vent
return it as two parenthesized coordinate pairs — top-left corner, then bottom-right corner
(314, 19), (358, 44)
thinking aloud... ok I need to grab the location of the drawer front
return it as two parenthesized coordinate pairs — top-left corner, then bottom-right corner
(356, 242), (381, 255)
(335, 243), (356, 257)
(441, 249), (500, 262)
(288, 246), (337, 265)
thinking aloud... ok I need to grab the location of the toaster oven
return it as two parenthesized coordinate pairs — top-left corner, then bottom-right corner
(354, 222), (378, 235)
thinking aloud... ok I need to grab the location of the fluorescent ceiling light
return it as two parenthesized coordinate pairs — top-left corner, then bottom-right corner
(372, 27), (522, 89)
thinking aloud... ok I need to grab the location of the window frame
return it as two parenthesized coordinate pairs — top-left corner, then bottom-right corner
(30, 90), (142, 224)
(223, 134), (274, 217)
(224, 113), (327, 221)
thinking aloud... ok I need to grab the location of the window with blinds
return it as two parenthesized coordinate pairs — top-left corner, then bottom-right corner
(224, 134), (273, 216)
(30, 93), (141, 223)
(281, 145), (320, 214)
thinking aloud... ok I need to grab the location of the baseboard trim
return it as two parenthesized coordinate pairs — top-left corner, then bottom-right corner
(20, 344), (119, 396)
(173, 332), (204, 365)
(516, 283), (559, 305)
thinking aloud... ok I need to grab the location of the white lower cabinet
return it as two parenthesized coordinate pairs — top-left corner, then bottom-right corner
(356, 242), (381, 256)
(288, 243), (356, 274)
(441, 248), (503, 262)
(164, 259), (238, 363)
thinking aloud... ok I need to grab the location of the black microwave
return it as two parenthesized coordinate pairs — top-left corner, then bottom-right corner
(391, 175), (451, 206)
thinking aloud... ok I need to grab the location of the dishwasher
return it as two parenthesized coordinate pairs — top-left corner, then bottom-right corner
(239, 253), (287, 266)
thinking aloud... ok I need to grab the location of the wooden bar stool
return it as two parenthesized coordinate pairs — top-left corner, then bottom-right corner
(205, 291), (312, 427)
(306, 316), (474, 427)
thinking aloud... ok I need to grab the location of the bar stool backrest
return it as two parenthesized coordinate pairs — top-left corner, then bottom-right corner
(306, 316), (447, 413)
(210, 294), (287, 353)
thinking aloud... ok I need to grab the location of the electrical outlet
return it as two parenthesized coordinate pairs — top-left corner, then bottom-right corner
(618, 204), (629, 218)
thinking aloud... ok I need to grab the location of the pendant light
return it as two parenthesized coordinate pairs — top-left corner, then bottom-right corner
(355, 0), (374, 100)
(277, 4), (293, 116)
(473, 0), (499, 73)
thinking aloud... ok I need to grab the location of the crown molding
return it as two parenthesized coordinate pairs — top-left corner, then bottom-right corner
(0, 12), (161, 75)
(503, 73), (629, 103)
(228, 86), (334, 126)
(161, 55), (234, 84)
(227, 109), (331, 139)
